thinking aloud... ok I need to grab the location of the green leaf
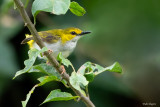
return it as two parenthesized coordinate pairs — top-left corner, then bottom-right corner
(32, 63), (68, 87)
(70, 1), (86, 16)
(77, 62), (95, 75)
(57, 52), (75, 72)
(69, 72), (89, 96)
(42, 89), (79, 104)
(37, 76), (58, 86)
(77, 62), (96, 82)
(37, 75), (68, 87)
(57, 52), (73, 68)
(94, 62), (122, 75)
(22, 84), (39, 107)
(77, 62), (122, 82)
(84, 72), (95, 82)
(29, 63), (59, 76)
(32, 0), (70, 23)
(13, 47), (47, 79)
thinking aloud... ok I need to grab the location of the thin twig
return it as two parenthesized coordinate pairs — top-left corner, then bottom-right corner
(13, 0), (95, 107)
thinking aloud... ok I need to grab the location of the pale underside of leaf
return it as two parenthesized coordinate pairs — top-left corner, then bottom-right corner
(31, 0), (70, 23)
(69, 72), (89, 96)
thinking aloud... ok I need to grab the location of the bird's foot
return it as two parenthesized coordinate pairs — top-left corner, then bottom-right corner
(48, 49), (53, 54)
(60, 65), (66, 75)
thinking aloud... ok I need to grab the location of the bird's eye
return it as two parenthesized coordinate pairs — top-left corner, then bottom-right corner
(70, 31), (76, 35)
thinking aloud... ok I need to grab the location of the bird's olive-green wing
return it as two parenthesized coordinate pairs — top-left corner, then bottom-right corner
(21, 30), (60, 44)
(39, 31), (60, 44)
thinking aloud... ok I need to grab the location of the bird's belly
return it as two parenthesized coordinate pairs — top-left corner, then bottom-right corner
(33, 41), (77, 58)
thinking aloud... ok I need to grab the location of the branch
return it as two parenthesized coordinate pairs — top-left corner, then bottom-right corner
(13, 0), (95, 107)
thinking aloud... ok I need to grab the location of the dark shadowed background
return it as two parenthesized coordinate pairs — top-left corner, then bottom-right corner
(0, 0), (160, 107)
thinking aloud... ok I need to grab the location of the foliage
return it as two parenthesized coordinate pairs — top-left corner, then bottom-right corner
(14, 48), (122, 107)
(31, 0), (85, 23)
(42, 89), (79, 104)
(70, 1), (86, 16)
(13, 47), (48, 79)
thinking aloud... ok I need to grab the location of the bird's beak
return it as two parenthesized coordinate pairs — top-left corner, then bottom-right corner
(79, 31), (91, 36)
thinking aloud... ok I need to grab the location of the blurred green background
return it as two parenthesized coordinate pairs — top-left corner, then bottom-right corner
(0, 0), (160, 107)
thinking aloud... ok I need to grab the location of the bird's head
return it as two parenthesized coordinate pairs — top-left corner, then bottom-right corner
(60, 27), (91, 43)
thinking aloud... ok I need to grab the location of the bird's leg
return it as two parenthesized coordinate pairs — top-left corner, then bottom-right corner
(60, 65), (66, 75)
(48, 49), (53, 54)
(42, 49), (52, 56)
(45, 49), (65, 74)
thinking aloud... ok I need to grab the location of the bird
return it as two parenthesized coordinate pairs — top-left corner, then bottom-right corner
(21, 27), (91, 58)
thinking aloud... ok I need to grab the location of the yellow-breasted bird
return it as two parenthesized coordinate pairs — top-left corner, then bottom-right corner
(21, 27), (91, 58)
